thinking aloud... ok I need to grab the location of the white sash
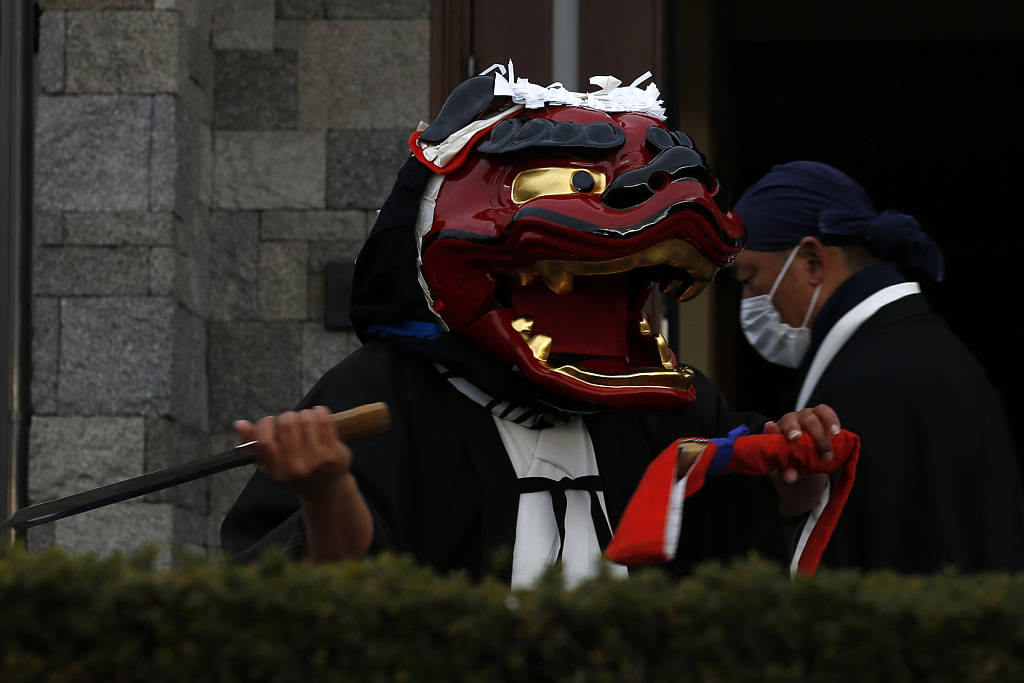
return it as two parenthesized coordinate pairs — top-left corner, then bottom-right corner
(795, 282), (921, 410)
(493, 416), (628, 589)
(789, 282), (920, 573)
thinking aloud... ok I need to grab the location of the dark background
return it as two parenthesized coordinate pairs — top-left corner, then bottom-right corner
(715, 4), (1024, 463)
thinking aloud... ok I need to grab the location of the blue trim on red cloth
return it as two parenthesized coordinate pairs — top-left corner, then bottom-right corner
(708, 425), (750, 474)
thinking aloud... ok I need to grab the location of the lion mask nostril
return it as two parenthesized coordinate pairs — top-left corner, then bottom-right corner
(648, 171), (670, 192)
(601, 183), (654, 210)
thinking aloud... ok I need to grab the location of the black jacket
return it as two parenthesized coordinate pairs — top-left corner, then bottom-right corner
(221, 342), (786, 579)
(810, 290), (1024, 572)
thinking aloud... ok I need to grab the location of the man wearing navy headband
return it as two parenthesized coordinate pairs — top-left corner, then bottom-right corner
(732, 160), (1024, 572)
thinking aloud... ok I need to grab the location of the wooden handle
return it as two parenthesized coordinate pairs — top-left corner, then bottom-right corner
(330, 402), (391, 442)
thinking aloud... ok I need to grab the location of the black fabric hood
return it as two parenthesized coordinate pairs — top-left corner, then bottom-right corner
(350, 156), (437, 341)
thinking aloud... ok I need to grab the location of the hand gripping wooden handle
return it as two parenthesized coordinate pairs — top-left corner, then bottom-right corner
(330, 402), (391, 442)
(3, 402), (394, 532)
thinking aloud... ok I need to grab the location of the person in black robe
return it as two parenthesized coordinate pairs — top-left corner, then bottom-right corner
(731, 160), (1024, 572)
(222, 74), (842, 582)
(221, 341), (791, 580)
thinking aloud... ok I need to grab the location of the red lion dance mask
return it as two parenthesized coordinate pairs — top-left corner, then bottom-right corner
(407, 65), (745, 410)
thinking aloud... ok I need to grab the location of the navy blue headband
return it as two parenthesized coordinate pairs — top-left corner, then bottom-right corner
(734, 161), (944, 282)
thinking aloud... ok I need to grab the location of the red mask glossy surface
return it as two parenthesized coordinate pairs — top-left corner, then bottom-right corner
(418, 106), (745, 409)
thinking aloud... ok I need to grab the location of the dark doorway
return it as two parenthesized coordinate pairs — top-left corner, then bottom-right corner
(720, 5), (1024, 457)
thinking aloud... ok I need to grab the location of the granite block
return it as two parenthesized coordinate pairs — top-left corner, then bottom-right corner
(208, 210), (260, 321)
(170, 305), (209, 428)
(143, 416), (209, 512)
(277, 0), (323, 19)
(174, 249), (210, 318)
(34, 246), (151, 296)
(150, 94), (180, 212)
(39, 11), (66, 94)
(34, 210), (64, 246)
(207, 320), (302, 428)
(64, 212), (174, 246)
(31, 297), (60, 415)
(326, 129), (410, 209)
(363, 209), (378, 231)
(206, 463), (255, 551)
(172, 213), (210, 317)
(180, 0), (214, 90)
(300, 322), (358, 392)
(214, 50), (297, 130)
(195, 123), (214, 207)
(297, 20), (429, 130)
(173, 204), (208, 257)
(40, 0), (150, 8)
(213, 131), (325, 209)
(260, 209), (364, 242)
(173, 507), (210, 551)
(213, 0), (274, 50)
(149, 247), (176, 295)
(307, 238), (365, 271)
(209, 431), (240, 455)
(274, 19), (301, 50)
(26, 525), (55, 553)
(58, 297), (175, 414)
(35, 95), (152, 211)
(29, 415), (146, 501)
(155, 0), (203, 21)
(325, 0), (429, 19)
(180, 72), (213, 125)
(52, 502), (175, 567)
(259, 241), (308, 320)
(66, 11), (180, 94)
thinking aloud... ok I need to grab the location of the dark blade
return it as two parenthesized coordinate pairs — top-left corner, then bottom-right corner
(5, 402), (391, 532)
(3, 441), (259, 531)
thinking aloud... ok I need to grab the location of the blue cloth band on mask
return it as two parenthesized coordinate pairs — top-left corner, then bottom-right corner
(365, 321), (443, 340)
(734, 161), (944, 282)
(708, 425), (750, 475)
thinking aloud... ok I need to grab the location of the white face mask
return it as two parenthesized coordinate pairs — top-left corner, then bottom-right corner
(739, 246), (821, 369)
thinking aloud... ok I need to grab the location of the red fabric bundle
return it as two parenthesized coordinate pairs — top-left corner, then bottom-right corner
(605, 429), (860, 575)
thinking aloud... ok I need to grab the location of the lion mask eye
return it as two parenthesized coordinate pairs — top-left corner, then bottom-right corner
(511, 168), (607, 204)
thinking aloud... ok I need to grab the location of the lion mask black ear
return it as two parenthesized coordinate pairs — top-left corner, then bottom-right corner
(418, 75), (507, 143)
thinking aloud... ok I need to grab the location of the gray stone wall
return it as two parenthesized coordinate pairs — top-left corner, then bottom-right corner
(204, 0), (429, 552)
(31, 0), (215, 565)
(29, 0), (430, 562)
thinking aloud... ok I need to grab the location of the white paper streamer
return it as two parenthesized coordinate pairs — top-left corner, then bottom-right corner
(482, 60), (665, 120)
(416, 61), (667, 170)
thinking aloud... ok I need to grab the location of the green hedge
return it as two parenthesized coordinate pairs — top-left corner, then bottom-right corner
(1, 546), (1022, 682)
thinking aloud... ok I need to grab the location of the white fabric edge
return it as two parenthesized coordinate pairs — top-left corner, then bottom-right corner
(796, 282), (921, 409)
(663, 475), (687, 560)
(414, 174), (448, 330)
(790, 478), (831, 576)
(417, 105), (523, 168)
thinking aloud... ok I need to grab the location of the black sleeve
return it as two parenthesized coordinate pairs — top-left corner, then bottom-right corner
(637, 369), (768, 451)
(817, 329), (1024, 572)
(220, 345), (408, 561)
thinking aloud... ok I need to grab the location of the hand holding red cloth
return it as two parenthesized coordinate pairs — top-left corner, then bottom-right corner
(605, 427), (860, 575)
